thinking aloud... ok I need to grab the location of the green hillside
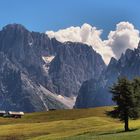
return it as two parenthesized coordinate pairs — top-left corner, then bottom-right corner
(0, 107), (140, 140)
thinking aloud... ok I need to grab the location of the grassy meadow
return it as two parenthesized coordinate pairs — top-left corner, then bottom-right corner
(0, 107), (140, 140)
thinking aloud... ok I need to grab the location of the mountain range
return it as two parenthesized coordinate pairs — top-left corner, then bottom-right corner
(0, 23), (140, 112)
(75, 42), (140, 108)
(0, 24), (105, 112)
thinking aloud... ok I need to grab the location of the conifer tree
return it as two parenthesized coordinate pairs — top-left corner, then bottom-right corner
(108, 77), (140, 131)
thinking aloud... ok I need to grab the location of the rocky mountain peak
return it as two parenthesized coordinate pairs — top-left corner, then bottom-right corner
(2, 24), (28, 32)
(138, 41), (140, 49)
(0, 24), (107, 111)
(47, 42), (106, 97)
(108, 57), (117, 66)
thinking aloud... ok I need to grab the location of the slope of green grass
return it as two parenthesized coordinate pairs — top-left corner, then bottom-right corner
(0, 106), (140, 140)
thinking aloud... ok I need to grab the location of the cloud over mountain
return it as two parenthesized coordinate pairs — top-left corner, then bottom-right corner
(105, 22), (140, 59)
(46, 22), (140, 64)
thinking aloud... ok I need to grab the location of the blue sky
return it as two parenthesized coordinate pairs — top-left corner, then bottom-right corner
(0, 0), (140, 38)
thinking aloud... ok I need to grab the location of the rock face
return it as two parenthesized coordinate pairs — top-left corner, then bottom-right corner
(47, 42), (106, 97)
(0, 24), (106, 112)
(0, 24), (60, 85)
(75, 42), (140, 108)
(0, 52), (67, 112)
(0, 24), (67, 112)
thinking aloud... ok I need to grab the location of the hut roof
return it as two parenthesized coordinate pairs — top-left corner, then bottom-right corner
(0, 111), (6, 114)
(8, 111), (24, 115)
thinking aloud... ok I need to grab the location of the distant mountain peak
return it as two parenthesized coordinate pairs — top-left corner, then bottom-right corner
(109, 57), (117, 66)
(75, 41), (140, 109)
(138, 41), (140, 49)
(2, 23), (28, 32)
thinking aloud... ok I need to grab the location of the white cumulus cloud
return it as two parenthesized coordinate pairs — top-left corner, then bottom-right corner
(105, 22), (140, 59)
(46, 22), (140, 65)
(46, 23), (114, 64)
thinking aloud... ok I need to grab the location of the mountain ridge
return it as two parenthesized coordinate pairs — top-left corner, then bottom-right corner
(0, 24), (106, 112)
(75, 41), (140, 108)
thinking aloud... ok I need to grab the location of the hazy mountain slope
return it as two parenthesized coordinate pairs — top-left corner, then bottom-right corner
(75, 42), (140, 108)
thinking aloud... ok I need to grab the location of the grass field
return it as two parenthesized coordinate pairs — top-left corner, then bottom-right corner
(0, 107), (140, 140)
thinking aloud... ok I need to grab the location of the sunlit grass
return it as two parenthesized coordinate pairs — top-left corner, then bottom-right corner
(0, 106), (140, 140)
